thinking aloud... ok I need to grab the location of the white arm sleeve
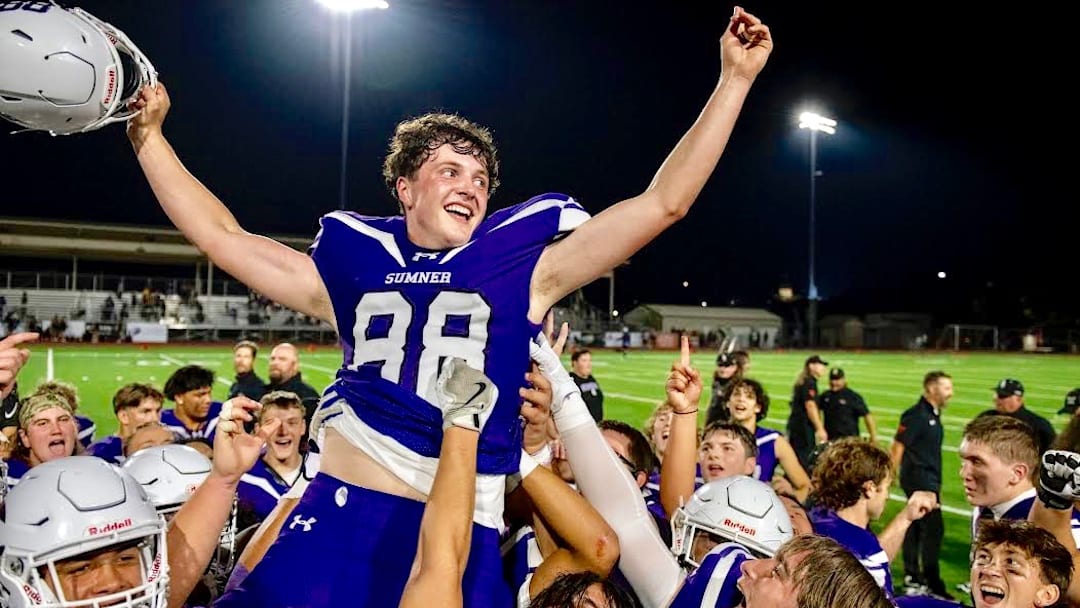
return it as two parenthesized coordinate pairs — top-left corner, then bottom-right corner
(557, 392), (683, 607)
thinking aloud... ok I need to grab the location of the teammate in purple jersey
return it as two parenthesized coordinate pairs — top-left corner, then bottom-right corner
(162, 366), (223, 443)
(809, 438), (937, 601)
(724, 378), (810, 502)
(530, 332), (890, 608)
(126, 6), (773, 605)
(89, 383), (165, 464)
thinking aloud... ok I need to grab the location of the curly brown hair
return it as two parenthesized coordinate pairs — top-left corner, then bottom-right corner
(809, 437), (891, 512)
(382, 113), (500, 210)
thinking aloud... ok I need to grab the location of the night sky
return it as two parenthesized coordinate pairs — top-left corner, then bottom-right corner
(1, 1), (1073, 324)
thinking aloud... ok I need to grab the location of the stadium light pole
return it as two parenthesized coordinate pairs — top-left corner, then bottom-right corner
(798, 111), (836, 348)
(315, 0), (389, 210)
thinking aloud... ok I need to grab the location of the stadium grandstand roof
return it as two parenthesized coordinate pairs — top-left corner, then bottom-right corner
(628, 304), (782, 323)
(0, 217), (312, 264)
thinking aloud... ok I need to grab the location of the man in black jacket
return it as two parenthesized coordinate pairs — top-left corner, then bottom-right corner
(978, 378), (1056, 456)
(891, 370), (953, 600)
(227, 340), (267, 401)
(266, 342), (321, 422)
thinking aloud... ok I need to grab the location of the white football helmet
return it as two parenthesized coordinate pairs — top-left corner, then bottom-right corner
(122, 444), (237, 584)
(123, 444), (211, 516)
(0, 1), (156, 135)
(671, 476), (793, 569)
(0, 456), (168, 608)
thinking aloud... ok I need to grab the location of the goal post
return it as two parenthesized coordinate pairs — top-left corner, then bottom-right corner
(937, 324), (999, 351)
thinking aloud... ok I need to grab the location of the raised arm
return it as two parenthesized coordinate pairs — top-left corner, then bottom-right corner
(399, 359), (496, 608)
(516, 365), (620, 598)
(530, 336), (682, 608)
(660, 337), (704, 518)
(167, 398), (279, 608)
(877, 491), (937, 560)
(1031, 451), (1080, 605)
(528, 7), (772, 317)
(522, 456), (620, 597)
(126, 83), (334, 324)
(0, 332), (37, 400)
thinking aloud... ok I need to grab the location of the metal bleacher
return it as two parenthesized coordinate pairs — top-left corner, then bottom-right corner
(0, 287), (337, 343)
(0, 216), (338, 343)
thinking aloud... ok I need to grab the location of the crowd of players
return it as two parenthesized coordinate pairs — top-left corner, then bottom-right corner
(4, 325), (1080, 608)
(2, 3), (1080, 607)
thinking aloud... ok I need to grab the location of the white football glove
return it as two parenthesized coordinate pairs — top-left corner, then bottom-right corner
(1038, 450), (1080, 510)
(435, 357), (497, 432)
(528, 332), (580, 412)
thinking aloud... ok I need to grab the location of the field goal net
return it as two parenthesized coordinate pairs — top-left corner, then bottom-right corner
(936, 324), (999, 351)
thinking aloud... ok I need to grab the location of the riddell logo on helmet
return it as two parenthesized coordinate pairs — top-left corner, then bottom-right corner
(23, 583), (42, 604)
(86, 518), (133, 537)
(102, 66), (117, 107)
(147, 554), (162, 582)
(723, 518), (757, 537)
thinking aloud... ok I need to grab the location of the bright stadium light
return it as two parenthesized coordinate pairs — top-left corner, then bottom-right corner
(313, 0), (389, 209)
(799, 111), (837, 135)
(797, 109), (837, 348)
(316, 0), (389, 12)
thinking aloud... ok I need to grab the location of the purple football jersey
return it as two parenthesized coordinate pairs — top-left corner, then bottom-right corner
(309, 194), (588, 474)
(160, 402), (223, 442)
(810, 507), (893, 599)
(669, 542), (753, 608)
(86, 434), (124, 464)
(753, 426), (780, 482)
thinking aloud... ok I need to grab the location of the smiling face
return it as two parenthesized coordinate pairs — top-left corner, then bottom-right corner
(927, 376), (954, 408)
(45, 542), (146, 603)
(397, 144), (491, 250)
(648, 407), (673, 460)
(260, 404), (306, 466)
(971, 543), (1060, 608)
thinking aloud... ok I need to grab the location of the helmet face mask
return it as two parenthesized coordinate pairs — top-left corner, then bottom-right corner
(671, 476), (794, 570)
(4, 535), (167, 608)
(0, 456), (169, 608)
(0, 2), (156, 135)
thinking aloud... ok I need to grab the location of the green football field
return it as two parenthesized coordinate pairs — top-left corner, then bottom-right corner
(16, 343), (1080, 602)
